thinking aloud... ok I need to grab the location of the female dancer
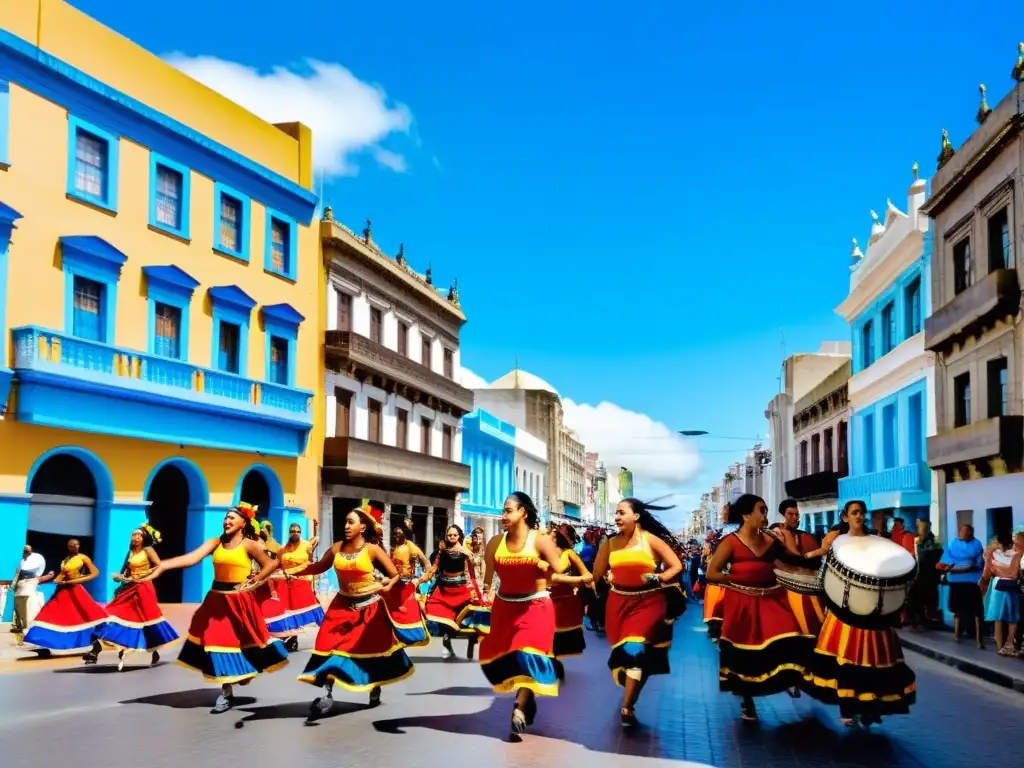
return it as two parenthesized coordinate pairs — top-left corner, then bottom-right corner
(88, 524), (180, 669)
(294, 505), (414, 715)
(250, 519), (287, 635)
(140, 503), (288, 714)
(479, 492), (565, 735)
(271, 523), (325, 651)
(385, 522), (430, 648)
(798, 500), (916, 727)
(703, 528), (726, 641)
(467, 527), (490, 596)
(24, 539), (107, 655)
(423, 525), (483, 659)
(593, 498), (684, 727)
(548, 523), (593, 659)
(705, 494), (809, 722)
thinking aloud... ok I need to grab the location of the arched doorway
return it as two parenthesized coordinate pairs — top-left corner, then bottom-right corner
(146, 465), (189, 602)
(26, 453), (99, 579)
(240, 470), (271, 519)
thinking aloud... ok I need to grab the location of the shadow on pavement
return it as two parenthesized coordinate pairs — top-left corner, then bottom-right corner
(745, 717), (900, 762)
(234, 700), (367, 727)
(120, 688), (256, 710)
(406, 686), (493, 697)
(53, 662), (168, 674)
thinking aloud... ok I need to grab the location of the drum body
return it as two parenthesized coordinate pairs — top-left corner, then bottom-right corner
(773, 568), (822, 595)
(822, 534), (916, 628)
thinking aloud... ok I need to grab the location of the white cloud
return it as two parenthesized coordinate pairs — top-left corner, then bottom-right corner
(459, 367), (489, 389)
(163, 54), (413, 177)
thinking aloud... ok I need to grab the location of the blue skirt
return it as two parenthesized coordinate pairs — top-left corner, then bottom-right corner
(985, 584), (1021, 623)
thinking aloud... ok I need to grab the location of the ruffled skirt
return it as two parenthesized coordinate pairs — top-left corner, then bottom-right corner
(704, 583), (725, 639)
(95, 581), (180, 652)
(424, 580), (476, 637)
(382, 580), (429, 648)
(479, 595), (562, 696)
(606, 585), (684, 685)
(24, 584), (108, 653)
(266, 577), (325, 636)
(784, 589), (826, 637)
(552, 588), (586, 658)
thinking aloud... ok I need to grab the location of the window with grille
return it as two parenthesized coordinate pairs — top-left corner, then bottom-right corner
(74, 130), (107, 200)
(270, 218), (289, 273)
(987, 357), (1008, 418)
(219, 194), (242, 253)
(154, 302), (181, 359)
(269, 336), (288, 385)
(218, 321), (240, 374)
(72, 276), (103, 341)
(953, 238), (972, 294)
(988, 207), (1010, 272)
(155, 165), (183, 230)
(954, 373), (971, 427)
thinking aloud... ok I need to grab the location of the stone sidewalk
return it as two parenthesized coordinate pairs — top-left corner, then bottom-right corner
(898, 627), (1024, 694)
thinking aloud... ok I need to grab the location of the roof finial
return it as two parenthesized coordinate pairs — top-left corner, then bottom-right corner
(513, 353), (520, 388)
(425, 263), (433, 285)
(447, 278), (460, 306)
(870, 209), (879, 225)
(912, 161), (919, 181)
(937, 128), (955, 169)
(977, 84), (992, 124)
(362, 218), (372, 243)
(1013, 42), (1024, 82)
(323, 204), (334, 222)
(396, 242), (406, 266)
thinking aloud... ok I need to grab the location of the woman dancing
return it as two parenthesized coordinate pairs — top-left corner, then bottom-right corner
(799, 500), (916, 727)
(548, 523), (593, 659)
(478, 492), (565, 735)
(271, 523), (325, 651)
(251, 519), (287, 636)
(24, 539), (107, 656)
(140, 503), (288, 714)
(88, 524), (180, 669)
(593, 498), (684, 727)
(423, 525), (483, 659)
(705, 494), (809, 722)
(295, 505), (414, 716)
(703, 528), (726, 641)
(385, 522), (430, 648)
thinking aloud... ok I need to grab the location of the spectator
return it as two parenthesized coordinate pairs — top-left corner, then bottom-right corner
(985, 532), (1021, 656)
(938, 525), (986, 648)
(11, 545), (53, 642)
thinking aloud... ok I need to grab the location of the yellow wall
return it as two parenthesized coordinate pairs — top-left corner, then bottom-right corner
(0, 1), (324, 514)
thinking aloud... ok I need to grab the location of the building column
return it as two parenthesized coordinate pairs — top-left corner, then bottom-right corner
(93, 499), (151, 603)
(182, 504), (231, 602)
(425, 509), (435, 552)
(318, 490), (336, 591)
(382, 502), (392, 547)
(0, 492), (31, 624)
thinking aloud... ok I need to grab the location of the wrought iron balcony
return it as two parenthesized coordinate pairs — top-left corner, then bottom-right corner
(323, 436), (470, 491)
(784, 470), (841, 501)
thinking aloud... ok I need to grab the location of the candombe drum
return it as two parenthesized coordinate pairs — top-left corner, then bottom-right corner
(773, 567), (823, 595)
(821, 534), (917, 628)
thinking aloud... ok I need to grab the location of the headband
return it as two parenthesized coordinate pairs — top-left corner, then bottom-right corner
(358, 504), (384, 536)
(236, 502), (258, 521)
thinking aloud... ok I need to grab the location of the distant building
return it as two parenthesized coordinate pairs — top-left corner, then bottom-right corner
(460, 409), (515, 540)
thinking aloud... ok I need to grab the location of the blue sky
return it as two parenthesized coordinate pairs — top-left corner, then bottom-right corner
(73, 0), (1024, 519)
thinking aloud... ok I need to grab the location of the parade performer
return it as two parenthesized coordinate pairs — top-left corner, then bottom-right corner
(423, 524), (483, 660)
(251, 519), (287, 635)
(548, 523), (593, 659)
(139, 503), (288, 714)
(24, 538), (107, 655)
(270, 523), (325, 652)
(593, 498), (685, 728)
(775, 499), (825, 638)
(294, 505), (414, 716)
(88, 524), (180, 669)
(799, 500), (916, 728)
(703, 528), (726, 641)
(385, 522), (430, 648)
(706, 494), (809, 723)
(478, 492), (565, 735)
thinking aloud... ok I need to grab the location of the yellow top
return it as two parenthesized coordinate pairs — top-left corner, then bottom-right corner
(60, 554), (87, 580)
(494, 531), (543, 594)
(212, 543), (252, 584)
(608, 533), (657, 589)
(280, 540), (312, 571)
(334, 546), (377, 595)
(391, 542), (422, 579)
(127, 550), (151, 579)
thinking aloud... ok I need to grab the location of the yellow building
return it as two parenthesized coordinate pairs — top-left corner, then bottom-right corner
(0, 0), (322, 606)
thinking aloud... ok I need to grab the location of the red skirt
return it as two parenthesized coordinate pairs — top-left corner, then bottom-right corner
(805, 612), (916, 716)
(177, 589), (289, 684)
(95, 581), (181, 652)
(785, 590), (826, 637)
(23, 584), (108, 653)
(704, 583), (725, 639)
(552, 586), (586, 658)
(425, 580), (476, 637)
(255, 580), (287, 632)
(479, 595), (561, 696)
(605, 588), (672, 685)
(298, 593), (414, 691)
(266, 577), (325, 636)
(717, 585), (810, 696)
(382, 580), (429, 648)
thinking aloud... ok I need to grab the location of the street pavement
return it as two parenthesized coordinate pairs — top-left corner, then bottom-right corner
(1, 608), (1020, 768)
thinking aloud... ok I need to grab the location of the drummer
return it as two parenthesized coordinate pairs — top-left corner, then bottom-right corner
(784, 499), (916, 728)
(773, 499), (826, 646)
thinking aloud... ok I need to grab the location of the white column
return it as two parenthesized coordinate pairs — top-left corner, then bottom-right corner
(426, 509), (435, 552)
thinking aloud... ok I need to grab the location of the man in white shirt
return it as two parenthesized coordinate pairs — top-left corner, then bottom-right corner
(12, 546), (51, 641)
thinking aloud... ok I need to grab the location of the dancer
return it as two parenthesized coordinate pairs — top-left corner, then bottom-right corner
(705, 494), (809, 722)
(24, 539), (107, 655)
(593, 498), (684, 727)
(548, 523), (593, 659)
(250, 519), (287, 636)
(271, 523), (326, 652)
(479, 492), (564, 735)
(423, 524), (483, 659)
(703, 528), (726, 641)
(385, 522), (430, 648)
(140, 503), (288, 714)
(775, 499), (825, 638)
(800, 500), (916, 727)
(88, 524), (180, 669)
(295, 505), (414, 716)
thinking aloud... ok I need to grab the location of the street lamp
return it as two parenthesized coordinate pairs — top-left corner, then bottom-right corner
(678, 430), (764, 441)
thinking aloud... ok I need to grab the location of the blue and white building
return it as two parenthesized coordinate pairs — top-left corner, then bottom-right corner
(460, 409), (516, 539)
(835, 165), (937, 527)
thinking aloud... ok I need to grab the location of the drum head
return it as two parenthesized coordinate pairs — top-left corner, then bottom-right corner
(832, 533), (915, 578)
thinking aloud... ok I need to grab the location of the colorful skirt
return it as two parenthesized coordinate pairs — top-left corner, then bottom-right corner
(24, 584), (108, 653)
(985, 583), (1022, 623)
(382, 579), (429, 648)
(552, 587), (586, 658)
(95, 581), (181, 652)
(717, 585), (809, 696)
(605, 586), (675, 686)
(266, 577), (325, 636)
(424, 579), (476, 637)
(177, 586), (289, 684)
(704, 583), (725, 639)
(785, 590), (826, 637)
(299, 593), (414, 691)
(805, 612), (916, 716)
(479, 593), (561, 696)
(254, 580), (288, 636)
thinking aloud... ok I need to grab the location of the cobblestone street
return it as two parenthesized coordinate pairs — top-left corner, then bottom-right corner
(1, 609), (1018, 767)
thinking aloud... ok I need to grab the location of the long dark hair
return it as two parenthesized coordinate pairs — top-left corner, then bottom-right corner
(621, 497), (685, 558)
(443, 524), (465, 546)
(509, 491), (540, 529)
(839, 499), (867, 535)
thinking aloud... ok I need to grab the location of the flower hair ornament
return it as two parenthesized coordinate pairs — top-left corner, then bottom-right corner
(252, 519), (264, 536)
(236, 502), (258, 520)
(140, 523), (162, 543)
(359, 503), (384, 537)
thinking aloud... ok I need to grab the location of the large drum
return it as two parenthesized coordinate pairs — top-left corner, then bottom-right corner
(822, 534), (916, 628)
(773, 568), (823, 595)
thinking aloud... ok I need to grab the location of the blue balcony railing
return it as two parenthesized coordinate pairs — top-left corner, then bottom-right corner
(12, 326), (312, 420)
(838, 462), (928, 502)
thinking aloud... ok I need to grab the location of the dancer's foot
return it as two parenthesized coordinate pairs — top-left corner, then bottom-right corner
(466, 638), (477, 660)
(310, 693), (333, 717)
(841, 717), (858, 728)
(369, 686), (382, 707)
(286, 636), (299, 652)
(211, 694), (234, 714)
(786, 686), (801, 698)
(740, 701), (757, 722)
(117, 650), (126, 672)
(151, 651), (160, 666)
(82, 652), (98, 665)
(620, 707), (637, 728)
(511, 707), (528, 734)
(441, 638), (454, 660)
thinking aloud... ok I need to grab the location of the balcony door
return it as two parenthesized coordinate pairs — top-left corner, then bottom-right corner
(335, 388), (352, 437)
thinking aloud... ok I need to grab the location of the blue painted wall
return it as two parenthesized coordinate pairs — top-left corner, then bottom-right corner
(461, 409), (515, 517)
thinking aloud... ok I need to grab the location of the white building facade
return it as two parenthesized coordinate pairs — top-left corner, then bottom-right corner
(514, 427), (549, 529)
